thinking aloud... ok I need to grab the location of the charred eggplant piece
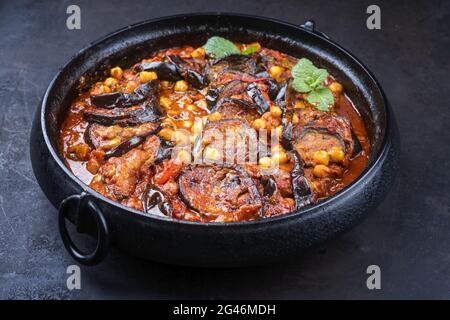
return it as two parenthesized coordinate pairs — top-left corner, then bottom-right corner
(178, 165), (262, 221)
(104, 135), (146, 160)
(154, 138), (175, 164)
(201, 119), (257, 164)
(290, 151), (312, 209)
(212, 98), (260, 123)
(90, 80), (158, 109)
(84, 122), (160, 151)
(85, 99), (164, 126)
(206, 80), (249, 109)
(206, 54), (257, 82)
(135, 61), (181, 82)
(261, 175), (278, 197)
(143, 184), (173, 217)
(167, 55), (207, 89)
(246, 83), (270, 114)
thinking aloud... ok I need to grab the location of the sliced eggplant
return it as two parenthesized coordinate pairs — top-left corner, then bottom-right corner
(201, 119), (257, 164)
(206, 54), (257, 82)
(135, 61), (181, 82)
(143, 184), (173, 217)
(246, 83), (270, 114)
(154, 138), (175, 164)
(290, 151), (312, 209)
(166, 55), (207, 89)
(289, 110), (354, 166)
(104, 135), (148, 160)
(136, 56), (207, 88)
(178, 165), (262, 220)
(84, 122), (160, 151)
(85, 99), (164, 126)
(90, 80), (158, 109)
(211, 98), (260, 124)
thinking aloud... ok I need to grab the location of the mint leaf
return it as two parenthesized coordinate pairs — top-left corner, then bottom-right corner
(292, 77), (312, 93)
(291, 58), (316, 79)
(306, 87), (334, 112)
(203, 36), (241, 59)
(291, 58), (329, 92)
(241, 44), (260, 55)
(291, 58), (333, 111)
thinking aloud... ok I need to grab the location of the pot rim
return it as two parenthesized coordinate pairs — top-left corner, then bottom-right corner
(40, 12), (391, 227)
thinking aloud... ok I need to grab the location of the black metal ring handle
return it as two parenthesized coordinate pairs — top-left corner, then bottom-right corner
(58, 194), (110, 266)
(301, 20), (330, 39)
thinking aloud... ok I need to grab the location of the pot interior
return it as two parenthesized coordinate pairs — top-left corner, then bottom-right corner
(43, 13), (386, 178)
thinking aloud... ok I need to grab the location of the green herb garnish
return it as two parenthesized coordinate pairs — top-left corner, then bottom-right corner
(291, 58), (334, 111)
(203, 36), (241, 59)
(241, 44), (260, 55)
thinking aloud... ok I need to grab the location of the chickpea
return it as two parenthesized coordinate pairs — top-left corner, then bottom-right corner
(173, 130), (190, 145)
(271, 143), (285, 153)
(270, 105), (282, 118)
(110, 66), (123, 79)
(139, 71), (158, 83)
(329, 81), (343, 94)
(259, 156), (272, 168)
(125, 80), (138, 93)
(269, 65), (284, 81)
(104, 165), (116, 179)
(292, 113), (300, 124)
(102, 85), (112, 93)
(313, 164), (330, 178)
(104, 77), (118, 87)
(182, 120), (193, 129)
(186, 104), (197, 112)
(208, 112), (222, 122)
(102, 137), (122, 150)
(161, 80), (170, 89)
(191, 47), (205, 59)
(329, 146), (345, 162)
(275, 125), (283, 139)
(271, 152), (288, 165)
(174, 80), (188, 92)
(313, 150), (330, 166)
(176, 149), (191, 163)
(158, 127), (174, 141)
(253, 118), (267, 130)
(294, 100), (305, 109)
(204, 147), (221, 161)
(159, 96), (172, 108)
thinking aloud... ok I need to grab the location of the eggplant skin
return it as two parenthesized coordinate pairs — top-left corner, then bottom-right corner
(136, 55), (208, 89)
(206, 54), (257, 82)
(290, 151), (313, 209)
(90, 80), (158, 109)
(84, 99), (164, 126)
(135, 61), (181, 82)
(178, 165), (263, 221)
(104, 134), (148, 160)
(143, 184), (173, 217)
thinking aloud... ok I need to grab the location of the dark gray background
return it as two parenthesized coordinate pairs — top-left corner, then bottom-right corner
(1, 0), (449, 299)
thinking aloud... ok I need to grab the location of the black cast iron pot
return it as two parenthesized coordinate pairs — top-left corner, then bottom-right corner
(30, 13), (399, 267)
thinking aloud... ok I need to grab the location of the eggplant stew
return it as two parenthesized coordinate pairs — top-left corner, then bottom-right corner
(59, 37), (370, 222)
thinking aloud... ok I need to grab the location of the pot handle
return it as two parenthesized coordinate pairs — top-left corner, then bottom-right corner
(58, 192), (110, 266)
(301, 20), (330, 39)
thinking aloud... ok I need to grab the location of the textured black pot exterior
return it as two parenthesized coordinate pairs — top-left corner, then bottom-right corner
(30, 13), (399, 267)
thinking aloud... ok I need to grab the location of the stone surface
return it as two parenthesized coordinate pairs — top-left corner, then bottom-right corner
(0, 0), (449, 299)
